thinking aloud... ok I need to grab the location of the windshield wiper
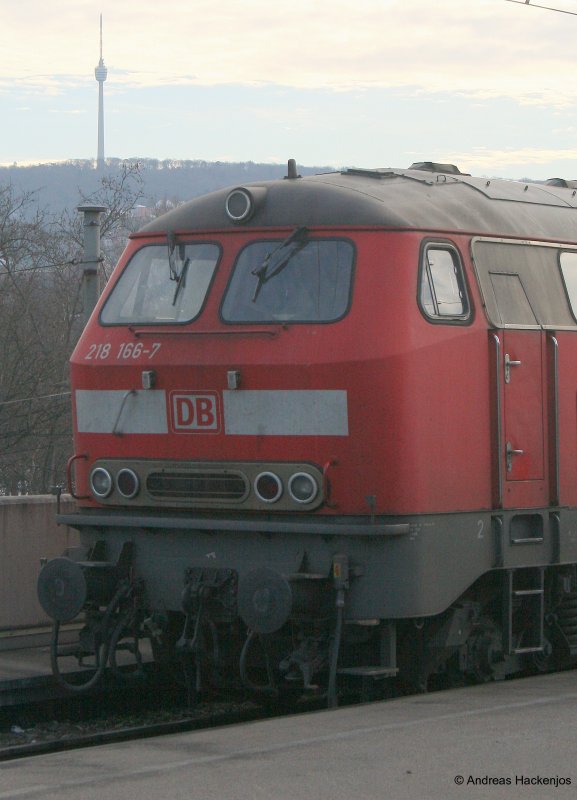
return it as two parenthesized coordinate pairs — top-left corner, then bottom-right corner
(172, 257), (190, 306)
(167, 231), (178, 281)
(251, 226), (308, 302)
(167, 232), (189, 305)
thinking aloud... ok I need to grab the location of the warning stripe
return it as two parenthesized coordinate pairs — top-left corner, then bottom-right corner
(223, 390), (348, 436)
(75, 389), (349, 437)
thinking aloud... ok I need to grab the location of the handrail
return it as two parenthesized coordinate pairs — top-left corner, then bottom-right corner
(549, 335), (560, 506)
(492, 334), (503, 508)
(112, 389), (136, 437)
(66, 453), (90, 500)
(129, 327), (280, 339)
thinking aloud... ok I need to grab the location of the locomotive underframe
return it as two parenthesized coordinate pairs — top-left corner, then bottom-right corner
(40, 506), (577, 702)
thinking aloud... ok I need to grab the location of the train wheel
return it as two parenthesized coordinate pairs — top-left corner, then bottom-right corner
(530, 636), (555, 673)
(465, 619), (503, 683)
(239, 631), (306, 707)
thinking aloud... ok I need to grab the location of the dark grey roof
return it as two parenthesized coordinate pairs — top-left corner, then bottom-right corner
(135, 167), (577, 243)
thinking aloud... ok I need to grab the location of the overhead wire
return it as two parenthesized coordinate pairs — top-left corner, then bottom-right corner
(0, 391), (71, 408)
(0, 256), (104, 277)
(505, 0), (577, 16)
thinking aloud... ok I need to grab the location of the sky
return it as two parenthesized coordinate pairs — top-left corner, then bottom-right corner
(3, 0), (577, 179)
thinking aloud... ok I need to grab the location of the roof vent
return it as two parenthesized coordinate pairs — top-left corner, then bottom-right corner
(545, 178), (577, 189)
(285, 159), (301, 180)
(409, 161), (464, 175)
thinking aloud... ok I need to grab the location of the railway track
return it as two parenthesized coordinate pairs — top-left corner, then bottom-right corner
(0, 657), (293, 760)
(0, 656), (567, 763)
(0, 691), (275, 762)
(0, 628), (310, 761)
(0, 620), (571, 764)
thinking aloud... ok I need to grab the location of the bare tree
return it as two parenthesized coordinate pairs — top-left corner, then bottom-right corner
(56, 161), (145, 285)
(0, 164), (145, 494)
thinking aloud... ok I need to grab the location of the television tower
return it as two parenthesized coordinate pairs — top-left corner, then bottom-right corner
(95, 14), (108, 169)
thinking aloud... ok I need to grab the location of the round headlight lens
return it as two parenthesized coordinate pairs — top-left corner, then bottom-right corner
(254, 472), (283, 503)
(225, 189), (253, 223)
(90, 467), (113, 499)
(116, 468), (140, 499)
(288, 472), (318, 504)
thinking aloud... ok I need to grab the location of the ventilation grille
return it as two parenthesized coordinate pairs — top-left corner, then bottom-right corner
(146, 471), (248, 502)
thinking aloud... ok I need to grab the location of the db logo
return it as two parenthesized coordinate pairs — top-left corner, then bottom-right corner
(171, 392), (220, 433)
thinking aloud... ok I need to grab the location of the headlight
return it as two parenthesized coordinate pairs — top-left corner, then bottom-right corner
(90, 467), (113, 499)
(254, 471), (283, 503)
(288, 472), (318, 504)
(116, 468), (140, 499)
(225, 186), (267, 224)
(225, 189), (253, 222)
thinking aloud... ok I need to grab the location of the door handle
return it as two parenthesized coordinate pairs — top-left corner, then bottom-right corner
(506, 441), (524, 472)
(504, 353), (522, 384)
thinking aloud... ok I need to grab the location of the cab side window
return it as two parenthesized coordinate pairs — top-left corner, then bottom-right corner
(560, 252), (577, 322)
(419, 245), (469, 322)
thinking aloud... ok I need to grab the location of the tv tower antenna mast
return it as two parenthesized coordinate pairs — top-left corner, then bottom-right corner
(95, 14), (108, 169)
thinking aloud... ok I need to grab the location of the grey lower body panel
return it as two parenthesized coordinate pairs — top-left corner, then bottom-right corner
(57, 507), (577, 619)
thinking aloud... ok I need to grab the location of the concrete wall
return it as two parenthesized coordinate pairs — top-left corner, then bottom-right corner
(0, 496), (79, 630)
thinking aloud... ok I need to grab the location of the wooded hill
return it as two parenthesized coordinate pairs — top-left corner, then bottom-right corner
(0, 159), (333, 216)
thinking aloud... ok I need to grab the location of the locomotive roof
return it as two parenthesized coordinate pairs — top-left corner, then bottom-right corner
(136, 165), (577, 243)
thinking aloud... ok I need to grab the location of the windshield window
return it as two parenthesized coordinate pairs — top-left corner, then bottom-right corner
(221, 238), (354, 323)
(100, 243), (220, 325)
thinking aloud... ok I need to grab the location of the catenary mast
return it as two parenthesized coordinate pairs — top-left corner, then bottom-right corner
(95, 14), (107, 170)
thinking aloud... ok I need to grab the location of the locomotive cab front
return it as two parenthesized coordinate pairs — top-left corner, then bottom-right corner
(39, 163), (577, 704)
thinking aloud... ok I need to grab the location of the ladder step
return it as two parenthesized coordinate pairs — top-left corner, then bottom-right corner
(512, 646), (544, 655)
(513, 589), (544, 597)
(337, 666), (398, 677)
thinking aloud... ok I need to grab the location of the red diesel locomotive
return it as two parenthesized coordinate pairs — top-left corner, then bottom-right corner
(38, 160), (577, 703)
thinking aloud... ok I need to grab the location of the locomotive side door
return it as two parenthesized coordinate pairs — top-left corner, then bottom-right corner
(472, 238), (577, 512)
(488, 271), (547, 510)
(499, 328), (547, 509)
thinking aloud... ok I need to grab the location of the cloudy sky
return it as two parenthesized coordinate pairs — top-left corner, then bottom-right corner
(2, 0), (577, 178)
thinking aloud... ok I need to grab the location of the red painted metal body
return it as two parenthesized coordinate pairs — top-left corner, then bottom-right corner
(43, 166), (577, 698)
(70, 227), (498, 517)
